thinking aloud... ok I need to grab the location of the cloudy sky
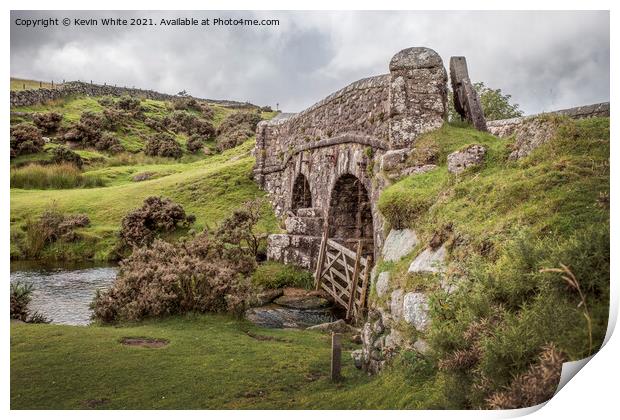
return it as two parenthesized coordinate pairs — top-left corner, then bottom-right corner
(11, 10), (609, 114)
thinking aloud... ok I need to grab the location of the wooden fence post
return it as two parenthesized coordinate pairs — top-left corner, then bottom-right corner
(314, 223), (328, 291)
(346, 240), (363, 320)
(330, 332), (342, 382)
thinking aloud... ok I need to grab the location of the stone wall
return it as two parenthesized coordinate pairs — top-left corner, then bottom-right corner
(254, 47), (448, 270)
(10, 81), (255, 108)
(487, 102), (610, 138)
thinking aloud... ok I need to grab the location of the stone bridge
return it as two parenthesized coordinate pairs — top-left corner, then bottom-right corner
(253, 47), (449, 270)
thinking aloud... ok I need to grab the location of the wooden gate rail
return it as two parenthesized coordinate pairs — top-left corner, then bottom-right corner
(314, 226), (373, 320)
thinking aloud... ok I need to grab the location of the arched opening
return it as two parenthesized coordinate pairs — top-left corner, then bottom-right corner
(291, 173), (312, 212)
(328, 174), (374, 256)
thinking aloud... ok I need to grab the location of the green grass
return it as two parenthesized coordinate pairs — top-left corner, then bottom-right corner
(10, 139), (279, 261)
(11, 163), (106, 190)
(251, 261), (314, 290)
(9, 314), (448, 409)
(11, 77), (57, 91)
(374, 117), (610, 406)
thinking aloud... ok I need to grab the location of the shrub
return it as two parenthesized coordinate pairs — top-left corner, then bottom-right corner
(172, 97), (200, 111)
(251, 261), (314, 290)
(91, 234), (255, 323)
(97, 96), (115, 107)
(51, 145), (83, 168)
(63, 111), (105, 145)
(215, 198), (266, 258)
(10, 123), (44, 157)
(115, 95), (142, 112)
(22, 206), (90, 257)
(95, 132), (125, 153)
(119, 196), (194, 248)
(10, 282), (51, 323)
(11, 163), (105, 189)
(32, 112), (63, 133)
(186, 135), (205, 153)
(144, 133), (183, 158)
(163, 110), (215, 137)
(95, 199), (266, 323)
(216, 112), (262, 151)
(201, 104), (215, 120)
(145, 117), (166, 132)
(428, 226), (609, 408)
(485, 344), (565, 409)
(102, 108), (130, 130)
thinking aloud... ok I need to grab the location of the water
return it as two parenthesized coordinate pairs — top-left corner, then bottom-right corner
(10, 261), (118, 326)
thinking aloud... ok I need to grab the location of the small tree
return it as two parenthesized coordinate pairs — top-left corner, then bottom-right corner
(449, 82), (523, 122)
(215, 198), (265, 258)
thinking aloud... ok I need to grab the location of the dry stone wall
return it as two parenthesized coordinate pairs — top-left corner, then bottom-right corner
(10, 81), (254, 108)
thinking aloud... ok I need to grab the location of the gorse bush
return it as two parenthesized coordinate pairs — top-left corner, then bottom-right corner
(251, 261), (314, 290)
(21, 206), (90, 257)
(32, 112), (63, 133)
(10, 163), (106, 190)
(115, 95), (142, 112)
(93, 200), (265, 323)
(163, 111), (215, 137)
(10, 123), (44, 157)
(119, 196), (195, 248)
(186, 134), (206, 153)
(144, 133), (183, 158)
(10, 281), (51, 323)
(51, 146), (83, 168)
(216, 112), (262, 151)
(91, 236), (254, 323)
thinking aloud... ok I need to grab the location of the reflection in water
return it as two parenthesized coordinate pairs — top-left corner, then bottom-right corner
(10, 262), (118, 326)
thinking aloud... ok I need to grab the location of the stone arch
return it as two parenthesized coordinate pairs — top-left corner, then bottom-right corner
(328, 173), (374, 255)
(291, 173), (312, 211)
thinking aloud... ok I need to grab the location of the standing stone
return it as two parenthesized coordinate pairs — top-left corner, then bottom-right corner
(382, 229), (419, 262)
(450, 56), (487, 132)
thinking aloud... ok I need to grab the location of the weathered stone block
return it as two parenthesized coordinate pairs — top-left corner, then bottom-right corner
(379, 148), (410, 172)
(296, 207), (322, 218)
(447, 144), (486, 174)
(375, 272), (390, 298)
(389, 289), (404, 322)
(403, 292), (429, 330)
(408, 245), (447, 274)
(382, 229), (418, 262)
(284, 216), (324, 236)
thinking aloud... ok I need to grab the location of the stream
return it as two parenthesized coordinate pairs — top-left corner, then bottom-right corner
(10, 261), (118, 326)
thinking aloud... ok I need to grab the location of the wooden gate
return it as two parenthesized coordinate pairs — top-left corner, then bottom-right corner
(314, 227), (373, 320)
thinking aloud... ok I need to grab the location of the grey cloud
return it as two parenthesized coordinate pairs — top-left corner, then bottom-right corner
(11, 10), (609, 114)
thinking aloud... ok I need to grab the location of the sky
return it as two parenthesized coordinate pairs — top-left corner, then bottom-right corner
(10, 10), (610, 114)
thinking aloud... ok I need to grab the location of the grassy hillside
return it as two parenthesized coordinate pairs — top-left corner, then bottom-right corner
(375, 116), (609, 407)
(10, 93), (279, 261)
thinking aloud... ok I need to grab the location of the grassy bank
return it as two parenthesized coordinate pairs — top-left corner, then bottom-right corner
(10, 314), (447, 409)
(374, 116), (610, 407)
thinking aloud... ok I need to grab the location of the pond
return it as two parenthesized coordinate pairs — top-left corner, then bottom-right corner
(10, 261), (118, 326)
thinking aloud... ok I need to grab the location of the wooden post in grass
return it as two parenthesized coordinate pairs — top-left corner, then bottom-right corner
(330, 332), (342, 382)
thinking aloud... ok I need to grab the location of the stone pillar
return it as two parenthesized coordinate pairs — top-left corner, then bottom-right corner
(449, 56), (488, 132)
(388, 47), (448, 149)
